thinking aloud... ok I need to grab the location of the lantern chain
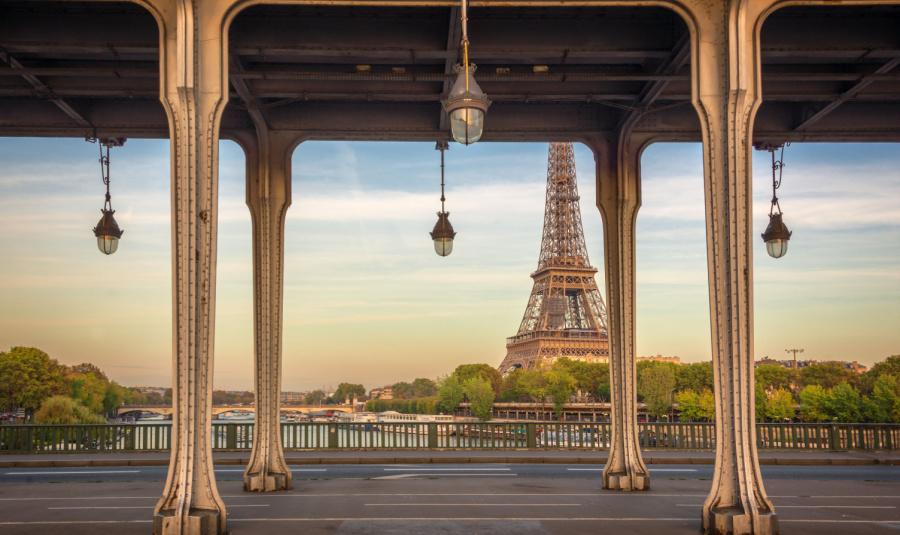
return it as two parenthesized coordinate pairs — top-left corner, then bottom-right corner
(86, 136), (126, 212)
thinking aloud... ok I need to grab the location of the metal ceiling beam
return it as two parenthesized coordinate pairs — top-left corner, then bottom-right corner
(228, 55), (270, 131)
(794, 57), (900, 131)
(7, 66), (900, 84)
(616, 33), (690, 132)
(0, 46), (92, 128)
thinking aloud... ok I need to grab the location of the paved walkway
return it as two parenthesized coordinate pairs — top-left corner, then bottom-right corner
(2, 449), (899, 468)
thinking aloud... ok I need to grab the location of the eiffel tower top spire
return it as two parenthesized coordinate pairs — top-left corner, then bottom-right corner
(536, 142), (592, 271)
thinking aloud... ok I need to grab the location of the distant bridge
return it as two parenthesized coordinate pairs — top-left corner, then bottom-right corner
(117, 405), (358, 418)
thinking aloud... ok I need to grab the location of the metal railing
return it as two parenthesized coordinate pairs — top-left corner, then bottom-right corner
(1, 422), (897, 454)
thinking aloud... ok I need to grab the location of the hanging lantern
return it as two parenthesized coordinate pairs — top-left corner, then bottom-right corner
(756, 142), (792, 259)
(430, 141), (457, 256)
(88, 137), (126, 255)
(441, 0), (490, 145)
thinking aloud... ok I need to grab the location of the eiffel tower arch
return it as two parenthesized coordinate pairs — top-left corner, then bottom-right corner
(499, 142), (609, 373)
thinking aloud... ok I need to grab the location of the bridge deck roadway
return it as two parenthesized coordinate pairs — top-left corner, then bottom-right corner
(1, 471), (898, 534)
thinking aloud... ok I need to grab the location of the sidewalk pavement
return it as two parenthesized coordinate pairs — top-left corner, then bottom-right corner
(2, 449), (899, 468)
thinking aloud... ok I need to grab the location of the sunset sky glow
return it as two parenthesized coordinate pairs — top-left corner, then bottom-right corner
(1, 138), (897, 391)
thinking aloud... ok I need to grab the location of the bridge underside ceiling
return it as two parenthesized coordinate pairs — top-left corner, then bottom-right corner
(0, 2), (898, 142)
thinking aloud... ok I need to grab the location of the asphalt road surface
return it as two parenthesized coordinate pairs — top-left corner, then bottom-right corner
(2, 465), (899, 534)
(2, 463), (899, 484)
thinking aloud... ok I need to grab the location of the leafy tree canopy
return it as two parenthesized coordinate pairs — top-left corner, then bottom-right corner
(463, 377), (495, 421)
(333, 383), (367, 403)
(0, 346), (68, 413)
(798, 362), (857, 390)
(34, 395), (107, 425)
(437, 375), (465, 415)
(638, 364), (676, 420)
(755, 365), (797, 394)
(677, 362), (714, 394)
(452, 364), (502, 396)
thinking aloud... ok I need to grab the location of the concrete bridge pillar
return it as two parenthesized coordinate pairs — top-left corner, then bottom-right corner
(590, 131), (651, 492)
(151, 0), (230, 533)
(236, 127), (297, 492)
(692, 0), (778, 533)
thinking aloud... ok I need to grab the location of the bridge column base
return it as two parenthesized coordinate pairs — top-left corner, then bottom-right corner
(153, 509), (222, 535)
(243, 471), (291, 492)
(705, 506), (779, 535)
(603, 471), (650, 491)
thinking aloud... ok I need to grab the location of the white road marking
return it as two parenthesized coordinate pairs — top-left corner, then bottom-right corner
(227, 517), (697, 522)
(6, 471), (140, 475)
(567, 468), (697, 472)
(0, 521), (153, 525)
(677, 504), (895, 509)
(383, 468), (511, 471)
(48, 505), (270, 510)
(365, 503), (580, 506)
(374, 473), (517, 479)
(648, 469), (698, 472)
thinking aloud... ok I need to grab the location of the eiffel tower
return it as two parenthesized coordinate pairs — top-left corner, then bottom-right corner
(498, 142), (609, 372)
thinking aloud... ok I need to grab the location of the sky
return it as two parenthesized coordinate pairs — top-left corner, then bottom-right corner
(0, 138), (897, 392)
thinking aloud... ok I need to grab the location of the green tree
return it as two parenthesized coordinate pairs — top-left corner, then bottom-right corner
(549, 359), (608, 401)
(677, 362), (714, 393)
(411, 378), (438, 398)
(122, 388), (145, 406)
(676, 389), (715, 422)
(755, 365), (797, 394)
(102, 382), (125, 417)
(638, 364), (676, 420)
(596, 383), (611, 402)
(765, 388), (795, 422)
(0, 347), (67, 414)
(869, 374), (900, 423)
(799, 385), (829, 422)
(860, 355), (900, 395)
(546, 368), (577, 418)
(453, 364), (502, 396)
(163, 388), (173, 405)
(437, 375), (465, 415)
(828, 382), (861, 422)
(499, 369), (528, 402)
(755, 384), (767, 422)
(304, 389), (327, 406)
(463, 377), (494, 421)
(67, 362), (109, 383)
(34, 395), (107, 425)
(391, 382), (413, 399)
(333, 383), (367, 403)
(798, 362), (857, 390)
(68, 372), (107, 414)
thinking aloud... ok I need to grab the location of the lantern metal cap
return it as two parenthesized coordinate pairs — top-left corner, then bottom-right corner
(761, 212), (791, 242)
(441, 64), (491, 115)
(430, 211), (457, 240)
(93, 208), (124, 239)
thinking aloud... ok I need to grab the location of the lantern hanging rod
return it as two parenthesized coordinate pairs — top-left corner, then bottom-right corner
(438, 140), (448, 212)
(86, 136), (126, 211)
(754, 141), (789, 217)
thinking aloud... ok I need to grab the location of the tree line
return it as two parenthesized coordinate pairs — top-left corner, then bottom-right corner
(362, 355), (900, 423)
(0, 346), (148, 424)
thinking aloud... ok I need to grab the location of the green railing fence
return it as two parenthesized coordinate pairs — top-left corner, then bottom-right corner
(1, 422), (897, 454)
